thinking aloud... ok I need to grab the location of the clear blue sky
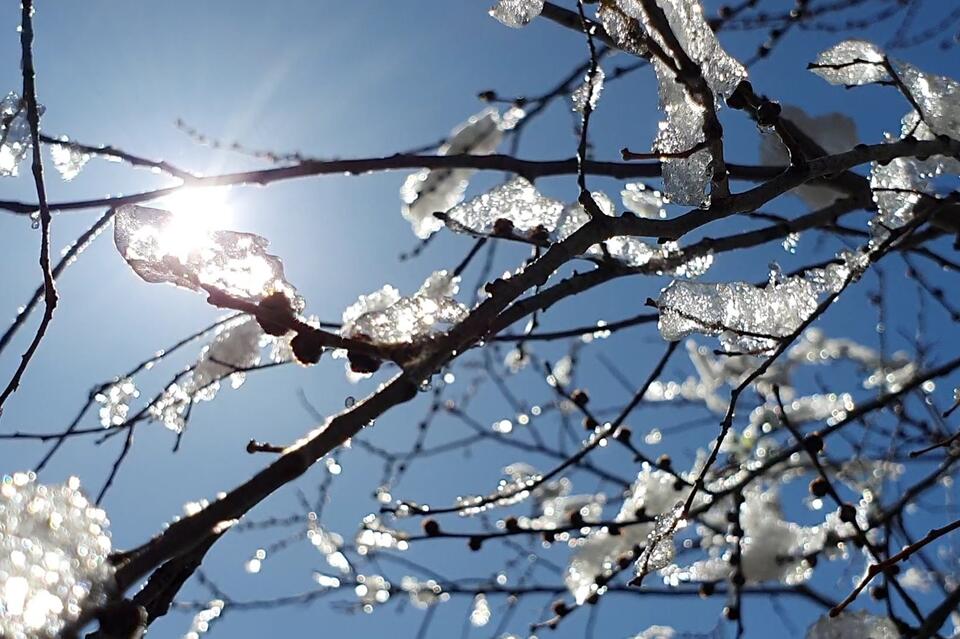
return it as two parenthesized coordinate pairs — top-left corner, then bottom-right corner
(0, 2), (958, 637)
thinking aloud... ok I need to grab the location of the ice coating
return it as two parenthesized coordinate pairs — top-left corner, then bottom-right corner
(489, 0), (544, 28)
(401, 108), (504, 238)
(401, 577), (447, 609)
(809, 40), (890, 86)
(183, 599), (224, 639)
(447, 176), (564, 234)
(619, 0), (746, 97)
(354, 574), (391, 612)
(341, 270), (468, 345)
(114, 205), (297, 303)
(0, 473), (114, 638)
(809, 41), (960, 230)
(572, 67), (605, 113)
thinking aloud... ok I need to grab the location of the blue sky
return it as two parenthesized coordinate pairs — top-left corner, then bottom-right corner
(0, 1), (959, 638)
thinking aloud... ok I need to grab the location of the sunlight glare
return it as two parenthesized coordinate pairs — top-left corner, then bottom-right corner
(155, 186), (233, 259)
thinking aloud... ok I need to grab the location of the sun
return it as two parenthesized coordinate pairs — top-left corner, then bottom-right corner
(154, 186), (233, 258)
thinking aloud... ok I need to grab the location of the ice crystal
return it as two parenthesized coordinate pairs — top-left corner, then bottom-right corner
(759, 106), (858, 209)
(95, 377), (139, 427)
(489, 0), (544, 28)
(0, 473), (114, 638)
(748, 393), (855, 433)
(0, 92), (38, 177)
(183, 599), (224, 639)
(114, 205), (297, 303)
(809, 40), (890, 86)
(341, 270), (467, 345)
(49, 140), (91, 181)
(401, 108), (504, 238)
(447, 176), (564, 234)
(621, 183), (666, 219)
(870, 111), (958, 231)
(572, 67), (605, 113)
(809, 42), (960, 229)
(791, 328), (918, 393)
(805, 611), (897, 639)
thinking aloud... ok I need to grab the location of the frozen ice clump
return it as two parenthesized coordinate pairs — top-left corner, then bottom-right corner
(489, 0), (544, 28)
(401, 108), (505, 238)
(149, 317), (263, 432)
(341, 270), (468, 345)
(114, 205), (297, 304)
(805, 611), (897, 639)
(0, 472), (114, 638)
(447, 176), (564, 234)
(49, 139), (91, 181)
(809, 40), (890, 86)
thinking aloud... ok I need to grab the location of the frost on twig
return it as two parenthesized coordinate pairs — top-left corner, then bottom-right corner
(0, 473), (114, 638)
(447, 179), (712, 274)
(401, 108), (508, 238)
(340, 270), (468, 346)
(489, 0), (544, 28)
(114, 204), (299, 304)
